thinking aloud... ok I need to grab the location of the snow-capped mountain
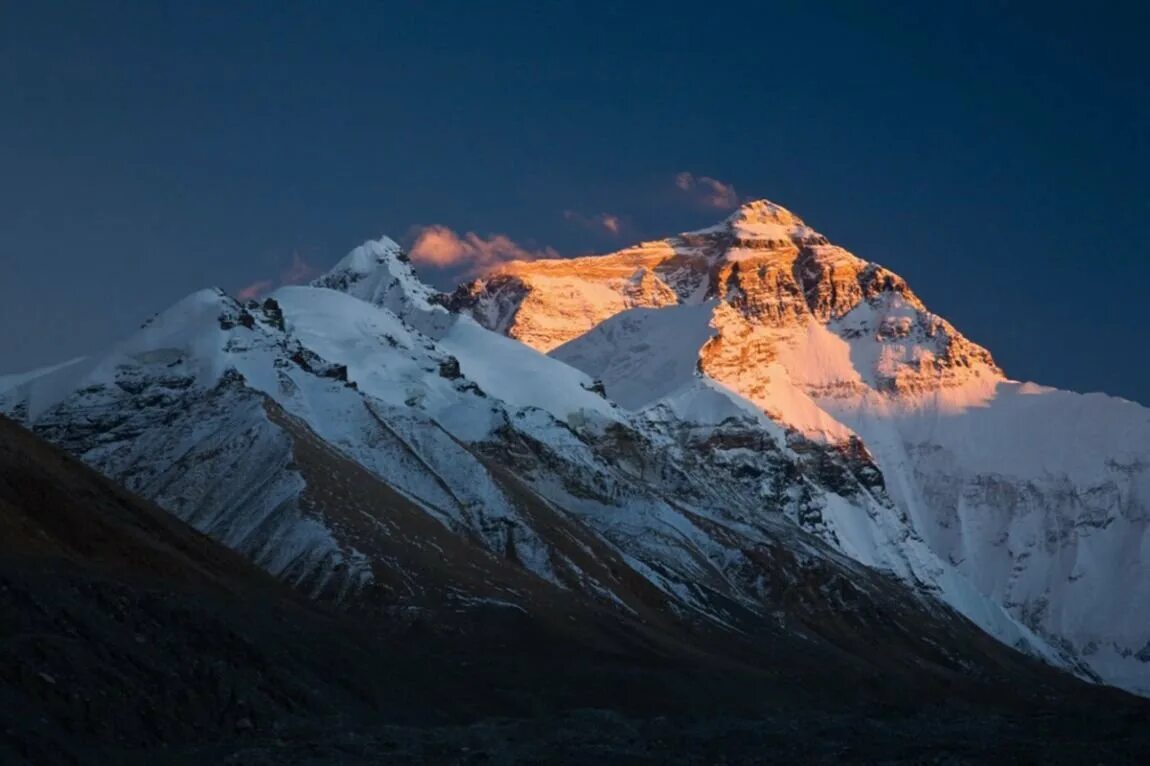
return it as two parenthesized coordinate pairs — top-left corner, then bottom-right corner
(447, 199), (1150, 695)
(2, 232), (1043, 684)
(3, 200), (1145, 698)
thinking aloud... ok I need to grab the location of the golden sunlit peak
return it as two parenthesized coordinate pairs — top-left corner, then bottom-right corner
(726, 198), (802, 227)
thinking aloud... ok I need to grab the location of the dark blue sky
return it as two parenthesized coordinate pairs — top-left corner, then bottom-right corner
(3, 2), (1148, 402)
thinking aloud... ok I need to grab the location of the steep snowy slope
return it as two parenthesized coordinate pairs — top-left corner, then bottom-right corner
(452, 200), (1150, 694)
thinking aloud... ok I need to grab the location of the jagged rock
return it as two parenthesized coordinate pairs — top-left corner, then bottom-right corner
(438, 356), (462, 380)
(582, 379), (607, 398)
(261, 297), (286, 331)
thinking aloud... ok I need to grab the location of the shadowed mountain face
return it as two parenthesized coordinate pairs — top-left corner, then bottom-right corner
(0, 413), (397, 763)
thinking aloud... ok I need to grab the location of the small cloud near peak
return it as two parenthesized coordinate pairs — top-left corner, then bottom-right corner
(408, 225), (559, 276)
(674, 172), (741, 209)
(280, 253), (316, 285)
(234, 252), (318, 301)
(236, 279), (275, 301)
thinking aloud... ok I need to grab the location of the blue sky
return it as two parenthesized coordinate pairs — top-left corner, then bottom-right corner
(2, 1), (1148, 402)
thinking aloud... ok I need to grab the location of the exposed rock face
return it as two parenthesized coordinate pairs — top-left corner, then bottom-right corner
(448, 200), (1001, 398)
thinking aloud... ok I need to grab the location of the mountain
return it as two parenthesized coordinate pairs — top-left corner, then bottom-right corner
(5, 206), (1150, 758)
(445, 198), (1150, 696)
(1, 235), (1035, 664)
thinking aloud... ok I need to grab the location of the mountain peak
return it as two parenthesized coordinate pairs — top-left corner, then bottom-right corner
(726, 198), (803, 227)
(685, 198), (822, 245)
(321, 236), (406, 279)
(312, 236), (438, 317)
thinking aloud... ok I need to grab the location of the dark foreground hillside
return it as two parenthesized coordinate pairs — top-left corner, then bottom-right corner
(1, 415), (1147, 765)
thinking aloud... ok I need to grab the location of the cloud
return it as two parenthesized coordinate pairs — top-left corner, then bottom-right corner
(236, 279), (275, 301)
(674, 172), (741, 209)
(235, 253), (317, 301)
(281, 252), (316, 285)
(562, 210), (624, 236)
(408, 225), (559, 274)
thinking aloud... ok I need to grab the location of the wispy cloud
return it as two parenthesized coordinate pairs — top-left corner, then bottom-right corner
(236, 279), (275, 301)
(408, 226), (559, 275)
(235, 253), (317, 301)
(280, 253), (315, 284)
(562, 210), (624, 236)
(674, 171), (741, 209)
